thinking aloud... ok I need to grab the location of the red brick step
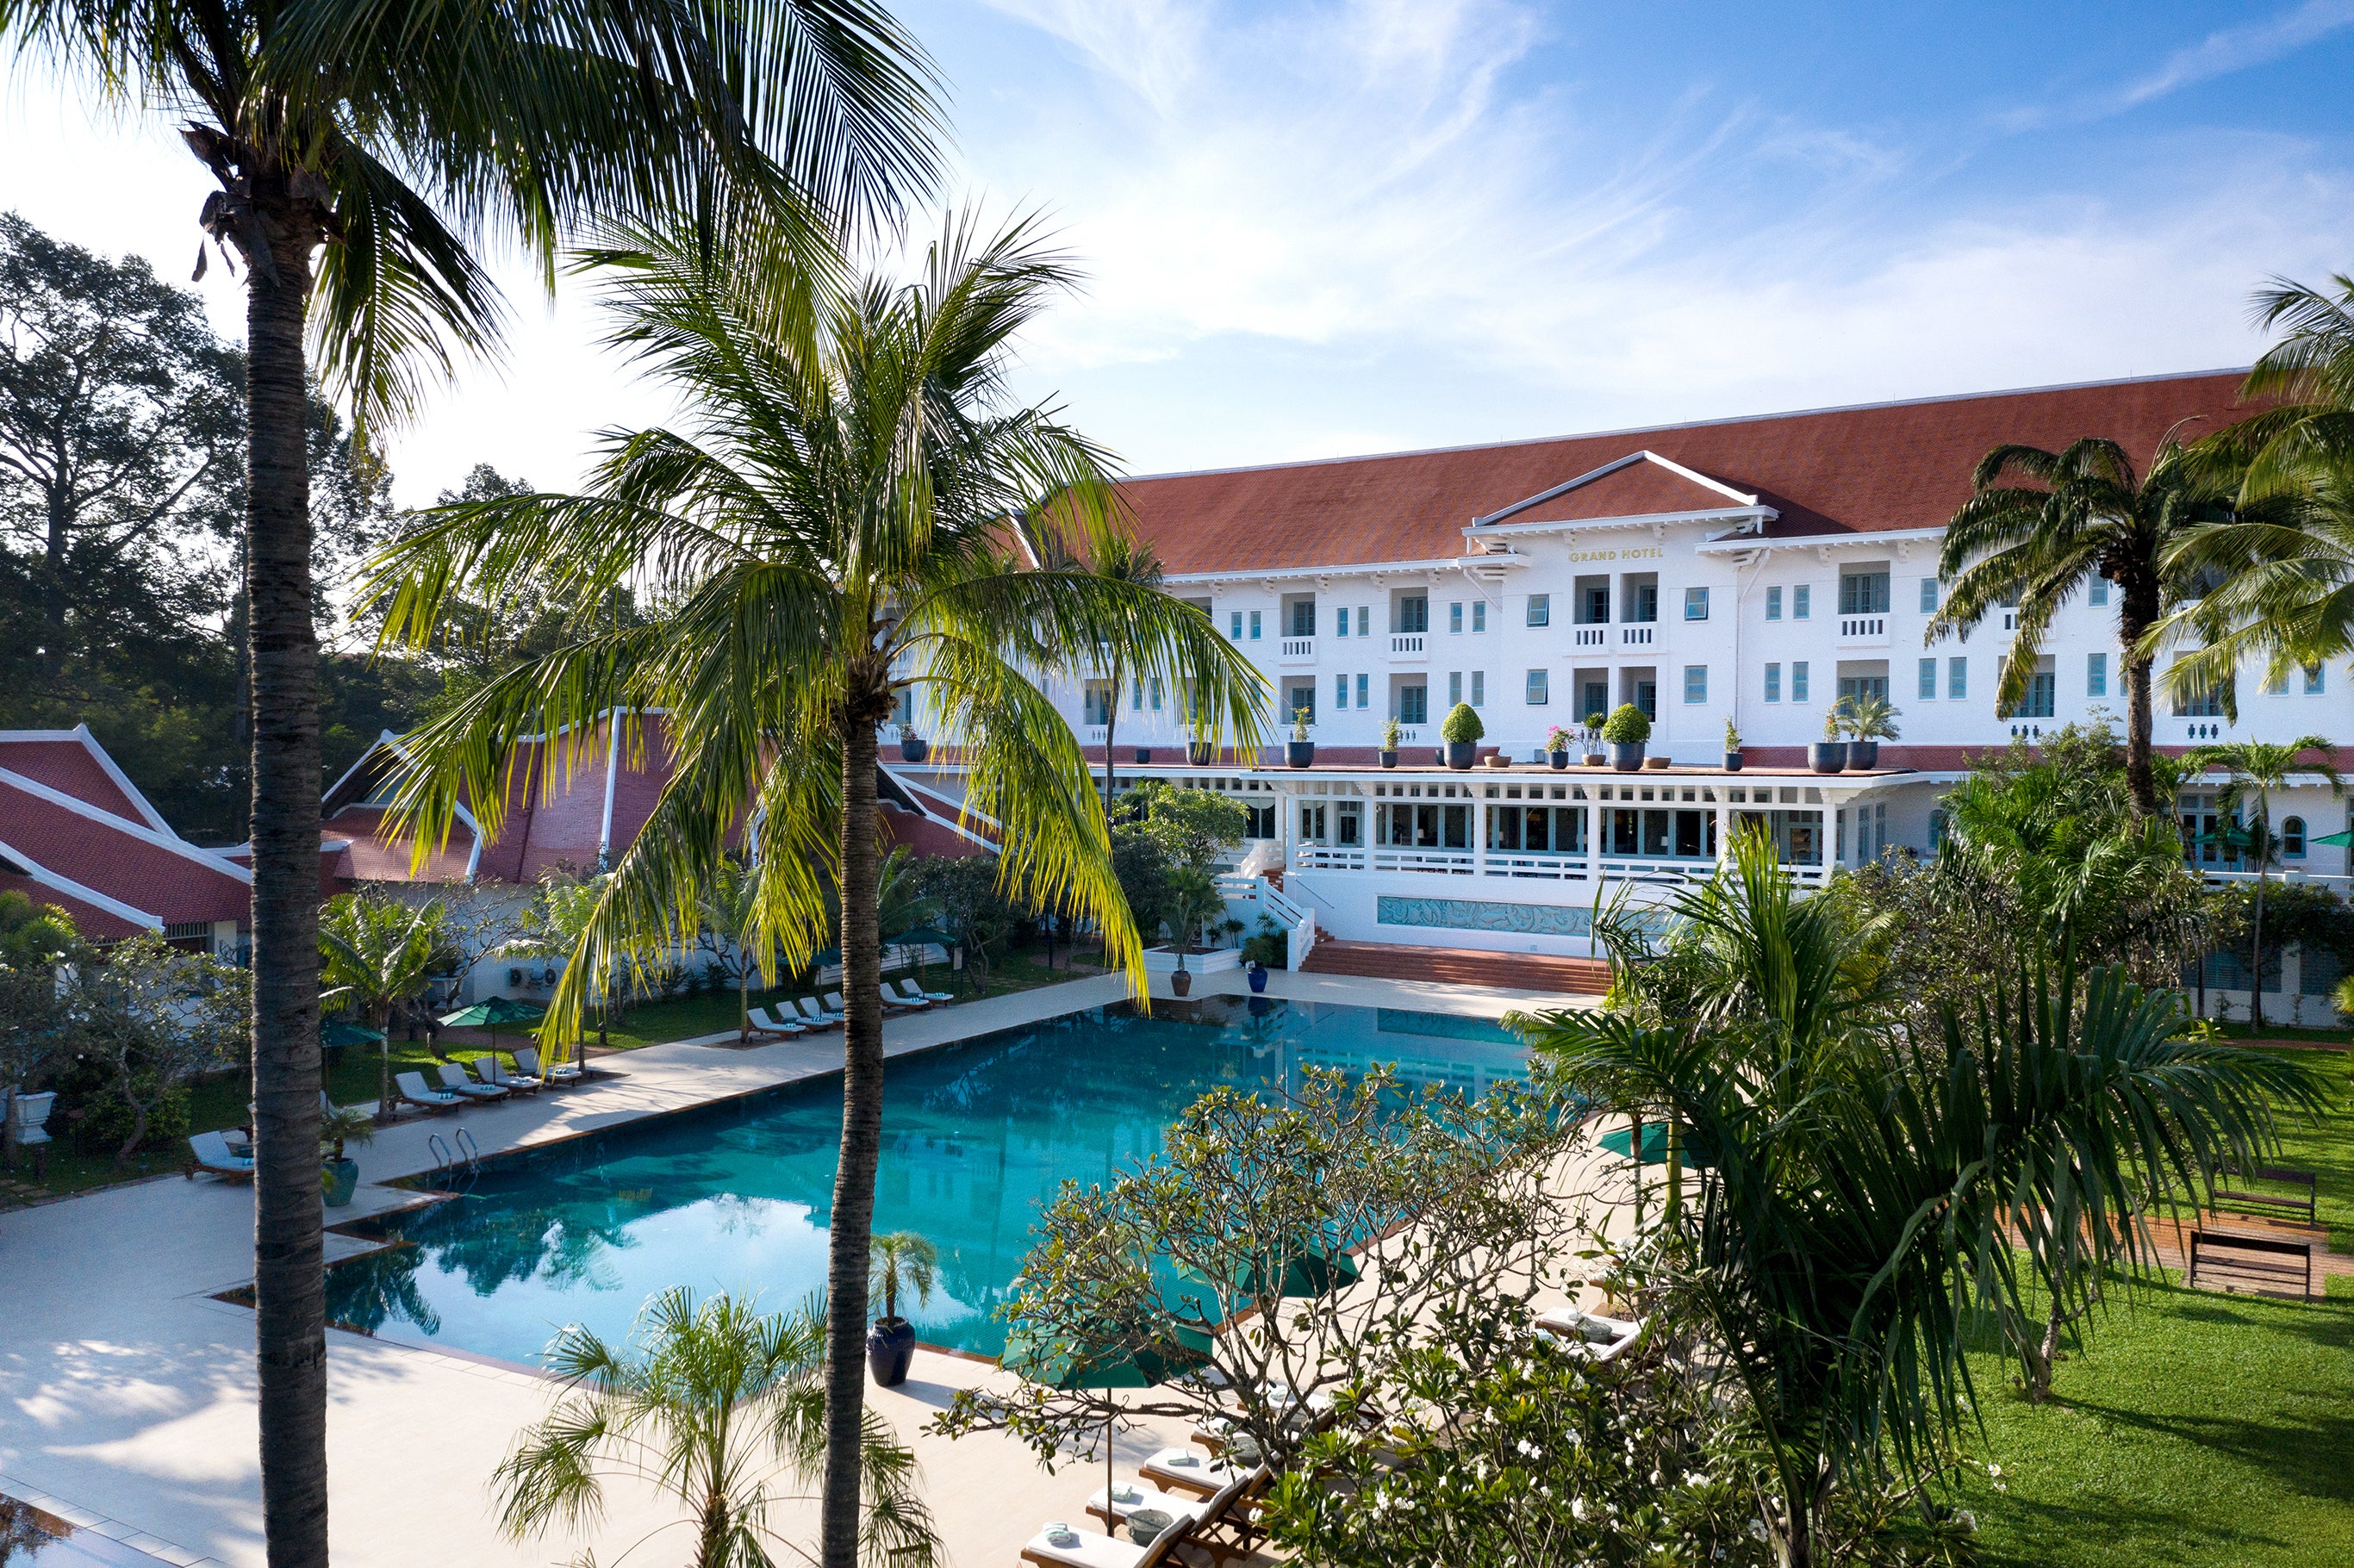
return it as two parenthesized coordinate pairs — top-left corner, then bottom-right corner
(1299, 939), (1610, 995)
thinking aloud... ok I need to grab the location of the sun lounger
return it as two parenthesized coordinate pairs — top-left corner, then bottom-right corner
(187, 1129), (255, 1180)
(395, 1070), (464, 1112)
(1086, 1480), (1207, 1534)
(480, 1055), (543, 1094)
(878, 984), (924, 1011)
(794, 998), (842, 1029)
(514, 1045), (583, 1087)
(887, 980), (934, 1009)
(437, 1061), (508, 1102)
(1138, 1447), (1244, 1502)
(822, 991), (853, 1018)
(1018, 1516), (1197, 1568)
(746, 1005), (807, 1038)
(908, 977), (953, 1003)
(1535, 1306), (1642, 1361)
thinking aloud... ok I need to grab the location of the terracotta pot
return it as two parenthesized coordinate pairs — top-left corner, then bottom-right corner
(1170, 968), (1193, 998)
(1582, 751), (1606, 768)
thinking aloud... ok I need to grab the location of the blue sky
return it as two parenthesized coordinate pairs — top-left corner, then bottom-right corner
(6, 1), (2354, 504)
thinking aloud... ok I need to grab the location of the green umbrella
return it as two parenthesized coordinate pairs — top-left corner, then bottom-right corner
(437, 996), (547, 1061)
(1598, 1121), (1711, 1168)
(2310, 830), (2353, 847)
(893, 926), (957, 949)
(320, 1020), (385, 1050)
(1186, 1235), (1361, 1302)
(1002, 1313), (1217, 1535)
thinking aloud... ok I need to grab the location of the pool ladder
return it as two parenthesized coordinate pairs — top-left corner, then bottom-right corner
(425, 1129), (482, 1189)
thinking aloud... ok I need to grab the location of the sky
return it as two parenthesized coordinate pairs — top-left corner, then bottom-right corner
(6, 1), (2354, 507)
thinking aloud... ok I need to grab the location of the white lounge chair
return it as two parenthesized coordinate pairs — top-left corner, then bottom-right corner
(907, 976), (953, 1003)
(822, 991), (852, 1018)
(746, 1005), (807, 1038)
(884, 980), (931, 1010)
(395, 1070), (464, 1112)
(480, 1055), (543, 1094)
(794, 997), (842, 1029)
(1535, 1305), (1643, 1361)
(437, 1061), (508, 1102)
(1018, 1525), (1169, 1568)
(187, 1129), (255, 1180)
(515, 1045), (582, 1087)
(1138, 1447), (1243, 1502)
(1086, 1479), (1205, 1534)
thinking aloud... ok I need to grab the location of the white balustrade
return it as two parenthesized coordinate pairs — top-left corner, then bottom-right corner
(1391, 633), (1425, 656)
(1280, 637), (1316, 662)
(1620, 625), (1653, 646)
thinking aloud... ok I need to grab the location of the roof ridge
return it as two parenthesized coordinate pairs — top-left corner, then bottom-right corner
(1117, 367), (2253, 484)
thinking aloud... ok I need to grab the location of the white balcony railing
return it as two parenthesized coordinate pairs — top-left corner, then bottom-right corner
(1280, 637), (1316, 663)
(1391, 633), (1426, 656)
(1574, 626), (1606, 647)
(1621, 625), (1654, 647)
(1373, 847), (1476, 875)
(1085, 725), (1107, 743)
(1839, 614), (1888, 643)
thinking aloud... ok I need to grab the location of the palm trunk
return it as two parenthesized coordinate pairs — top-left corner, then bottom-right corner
(2120, 588), (2158, 824)
(820, 711), (886, 1568)
(245, 202), (331, 1566)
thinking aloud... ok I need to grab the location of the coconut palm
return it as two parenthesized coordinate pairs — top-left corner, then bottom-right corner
(0, 4), (939, 1548)
(494, 1287), (937, 1568)
(1028, 524), (1167, 812)
(701, 856), (768, 1042)
(365, 207), (1266, 1565)
(1516, 828), (2321, 1568)
(2183, 736), (2342, 1029)
(1928, 438), (2236, 822)
(869, 1230), (938, 1323)
(319, 893), (448, 1122)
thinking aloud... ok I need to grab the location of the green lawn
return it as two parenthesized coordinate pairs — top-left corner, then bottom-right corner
(1952, 1276), (2354, 1568)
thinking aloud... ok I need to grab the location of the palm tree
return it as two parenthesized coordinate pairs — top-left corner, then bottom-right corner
(494, 1286), (938, 1568)
(365, 208), (1267, 1566)
(318, 893), (448, 1122)
(0, 6), (939, 1551)
(2183, 736), (2342, 1029)
(869, 1230), (938, 1323)
(1516, 829), (2320, 1568)
(1928, 437), (2235, 821)
(700, 856), (767, 1043)
(1028, 525), (1168, 812)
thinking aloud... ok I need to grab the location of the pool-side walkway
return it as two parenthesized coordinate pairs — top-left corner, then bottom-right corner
(0, 967), (1594, 1568)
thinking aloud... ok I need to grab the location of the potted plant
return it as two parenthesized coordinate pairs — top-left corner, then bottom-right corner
(1602, 703), (1650, 771)
(1165, 869), (1222, 998)
(1379, 717), (1402, 768)
(1249, 960), (1268, 994)
(1440, 701), (1484, 769)
(1546, 726), (1572, 769)
(1841, 692), (1900, 769)
(1580, 712), (1608, 768)
(1809, 709), (1848, 773)
(1723, 719), (1744, 773)
(1186, 730), (1216, 766)
(896, 723), (928, 763)
(1286, 706), (1317, 768)
(320, 1103), (375, 1209)
(865, 1229), (938, 1387)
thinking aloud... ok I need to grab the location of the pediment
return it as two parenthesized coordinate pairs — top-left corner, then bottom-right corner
(1477, 451), (1759, 527)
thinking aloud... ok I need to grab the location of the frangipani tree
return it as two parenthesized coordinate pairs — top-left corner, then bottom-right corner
(367, 206), (1265, 1565)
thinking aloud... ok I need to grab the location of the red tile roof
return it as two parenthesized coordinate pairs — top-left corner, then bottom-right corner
(0, 872), (146, 941)
(0, 731), (162, 829)
(0, 762), (249, 934)
(1119, 370), (2254, 574)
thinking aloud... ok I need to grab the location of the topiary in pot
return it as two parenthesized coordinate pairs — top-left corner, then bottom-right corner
(1601, 703), (1649, 771)
(1378, 716), (1402, 768)
(1440, 701), (1484, 768)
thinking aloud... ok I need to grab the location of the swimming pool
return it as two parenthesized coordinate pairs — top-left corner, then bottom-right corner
(322, 997), (1527, 1363)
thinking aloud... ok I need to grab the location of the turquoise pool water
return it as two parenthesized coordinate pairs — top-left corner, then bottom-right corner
(322, 997), (1525, 1364)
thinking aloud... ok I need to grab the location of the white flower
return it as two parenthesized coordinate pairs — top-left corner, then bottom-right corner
(1986, 1464), (2002, 1479)
(1572, 1497), (1587, 1521)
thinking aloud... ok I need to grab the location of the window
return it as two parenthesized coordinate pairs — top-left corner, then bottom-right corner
(1685, 587), (1710, 621)
(1633, 583), (1659, 622)
(2018, 667), (2056, 719)
(2171, 672), (2225, 716)
(1684, 665), (1708, 704)
(1448, 671), (1463, 706)
(1838, 675), (1889, 704)
(1285, 684), (1316, 724)
(1150, 678), (1163, 711)
(1948, 656), (1967, 700)
(1398, 684), (1428, 725)
(1791, 661), (1809, 703)
(1583, 585), (1610, 623)
(1473, 600), (1486, 632)
(2307, 663), (2326, 695)
(1527, 593), (1551, 628)
(1793, 584), (1811, 620)
(2089, 579), (2109, 607)
(1765, 663), (1782, 703)
(2266, 666), (2289, 695)
(1084, 681), (1114, 725)
(1918, 658), (1937, 700)
(1289, 598), (1316, 637)
(1358, 606), (1370, 637)
(2087, 652), (2108, 698)
(1249, 610), (1262, 640)
(1396, 595), (1428, 634)
(1449, 601), (1463, 634)
(2284, 816), (2307, 858)
(1334, 605), (1348, 638)
(1582, 681), (1609, 718)
(1635, 680), (1657, 719)
(1335, 673), (1349, 709)
(1920, 578), (1940, 613)
(1229, 611), (1242, 641)
(1525, 669), (1549, 705)
(1766, 586), (1783, 621)
(1471, 670), (1485, 706)
(1131, 676), (1143, 710)
(1838, 570), (1890, 615)
(1355, 673), (1369, 708)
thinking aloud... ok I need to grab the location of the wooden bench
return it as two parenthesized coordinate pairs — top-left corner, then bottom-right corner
(2188, 1227), (2315, 1301)
(2208, 1165), (2318, 1227)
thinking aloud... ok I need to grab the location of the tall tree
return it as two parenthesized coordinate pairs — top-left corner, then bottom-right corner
(1027, 522), (1165, 812)
(367, 208), (1267, 1567)
(0, 4), (941, 1560)
(318, 892), (448, 1120)
(2182, 736), (2342, 1029)
(1927, 437), (2235, 822)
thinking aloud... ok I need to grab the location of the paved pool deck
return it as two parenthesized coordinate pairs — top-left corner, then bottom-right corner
(0, 968), (1596, 1568)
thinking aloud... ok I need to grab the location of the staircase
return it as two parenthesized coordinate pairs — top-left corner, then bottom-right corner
(1300, 940), (1611, 996)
